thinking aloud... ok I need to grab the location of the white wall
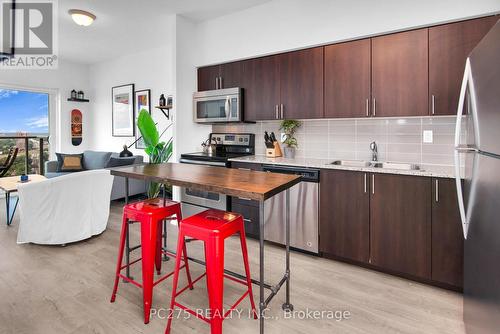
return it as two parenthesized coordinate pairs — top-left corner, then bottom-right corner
(88, 29), (175, 158)
(194, 0), (500, 66)
(0, 59), (91, 155)
(173, 15), (211, 158)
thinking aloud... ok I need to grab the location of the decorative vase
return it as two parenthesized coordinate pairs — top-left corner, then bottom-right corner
(119, 144), (133, 157)
(159, 94), (166, 106)
(283, 147), (295, 158)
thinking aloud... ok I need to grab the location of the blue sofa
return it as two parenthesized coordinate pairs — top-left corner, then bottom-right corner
(45, 150), (147, 200)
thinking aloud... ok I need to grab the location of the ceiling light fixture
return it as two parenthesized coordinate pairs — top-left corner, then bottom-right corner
(68, 9), (96, 27)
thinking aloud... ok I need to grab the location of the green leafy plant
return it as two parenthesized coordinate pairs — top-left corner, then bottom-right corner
(137, 109), (173, 198)
(279, 119), (301, 148)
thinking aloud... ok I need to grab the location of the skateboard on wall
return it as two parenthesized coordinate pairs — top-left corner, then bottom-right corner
(71, 109), (82, 146)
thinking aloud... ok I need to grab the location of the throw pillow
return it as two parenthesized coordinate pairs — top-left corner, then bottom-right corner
(56, 153), (84, 172)
(106, 156), (136, 168)
(83, 150), (112, 170)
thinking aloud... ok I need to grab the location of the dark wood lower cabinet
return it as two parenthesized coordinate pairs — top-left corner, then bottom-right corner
(432, 178), (464, 288)
(369, 174), (432, 279)
(231, 200), (259, 239)
(320, 169), (370, 262)
(229, 162), (263, 239)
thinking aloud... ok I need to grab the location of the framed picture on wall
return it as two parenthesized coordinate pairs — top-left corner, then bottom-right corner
(112, 84), (135, 137)
(134, 89), (151, 149)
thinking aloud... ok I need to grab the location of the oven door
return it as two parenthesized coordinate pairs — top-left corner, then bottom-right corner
(180, 186), (227, 211)
(193, 88), (241, 123)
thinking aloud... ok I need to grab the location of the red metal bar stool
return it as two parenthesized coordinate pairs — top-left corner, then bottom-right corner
(111, 198), (194, 324)
(165, 209), (257, 334)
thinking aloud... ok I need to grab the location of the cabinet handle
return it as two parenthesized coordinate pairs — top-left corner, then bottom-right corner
(219, 77), (223, 89)
(435, 179), (439, 202)
(372, 98), (376, 117)
(238, 168), (251, 171)
(215, 77), (219, 89)
(243, 218), (252, 223)
(364, 173), (367, 193)
(372, 174), (375, 194)
(238, 197), (252, 201)
(431, 95), (436, 115)
(366, 98), (370, 117)
(275, 105), (279, 119)
(280, 104), (284, 119)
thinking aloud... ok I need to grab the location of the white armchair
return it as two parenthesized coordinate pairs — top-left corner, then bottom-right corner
(16, 169), (114, 245)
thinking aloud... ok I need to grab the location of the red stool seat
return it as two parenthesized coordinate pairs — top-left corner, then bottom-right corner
(110, 198), (194, 324)
(165, 209), (257, 334)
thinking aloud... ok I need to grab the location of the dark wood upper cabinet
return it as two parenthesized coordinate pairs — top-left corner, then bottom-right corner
(279, 47), (324, 119)
(324, 39), (371, 118)
(372, 29), (429, 117)
(198, 62), (243, 91)
(198, 16), (496, 120)
(241, 55), (281, 121)
(370, 173), (431, 279)
(320, 169), (370, 263)
(197, 64), (221, 91)
(220, 61), (242, 89)
(429, 16), (498, 116)
(432, 178), (464, 288)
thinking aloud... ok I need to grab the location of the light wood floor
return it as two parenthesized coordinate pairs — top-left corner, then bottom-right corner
(0, 200), (465, 334)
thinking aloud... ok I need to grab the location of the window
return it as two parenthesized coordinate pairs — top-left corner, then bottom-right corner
(0, 88), (50, 176)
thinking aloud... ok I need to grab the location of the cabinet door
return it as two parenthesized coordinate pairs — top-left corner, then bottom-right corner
(241, 56), (281, 121)
(197, 65), (221, 91)
(370, 174), (431, 278)
(324, 39), (371, 118)
(429, 16), (498, 115)
(320, 169), (370, 262)
(280, 47), (324, 119)
(230, 161), (262, 238)
(231, 201), (260, 239)
(372, 29), (429, 117)
(220, 61), (242, 89)
(432, 178), (464, 288)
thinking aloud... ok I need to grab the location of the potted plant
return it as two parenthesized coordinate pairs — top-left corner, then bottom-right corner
(137, 109), (173, 198)
(279, 119), (301, 158)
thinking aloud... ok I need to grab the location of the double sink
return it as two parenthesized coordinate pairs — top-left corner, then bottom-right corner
(330, 160), (420, 171)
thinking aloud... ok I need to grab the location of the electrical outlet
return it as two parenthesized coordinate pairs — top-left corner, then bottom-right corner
(423, 130), (433, 143)
(280, 132), (286, 142)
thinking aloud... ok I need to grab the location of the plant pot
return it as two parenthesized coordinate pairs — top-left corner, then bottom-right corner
(283, 147), (296, 158)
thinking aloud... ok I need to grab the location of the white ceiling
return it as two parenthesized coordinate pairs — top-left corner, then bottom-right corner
(58, 0), (272, 64)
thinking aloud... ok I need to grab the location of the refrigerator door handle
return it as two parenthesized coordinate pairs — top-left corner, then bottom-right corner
(454, 59), (473, 239)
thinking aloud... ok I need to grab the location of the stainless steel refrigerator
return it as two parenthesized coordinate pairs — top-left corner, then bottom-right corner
(454, 19), (500, 334)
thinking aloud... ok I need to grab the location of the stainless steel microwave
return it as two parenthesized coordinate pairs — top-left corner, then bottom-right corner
(193, 88), (242, 123)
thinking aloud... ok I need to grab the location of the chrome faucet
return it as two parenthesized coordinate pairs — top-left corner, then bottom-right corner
(370, 141), (378, 162)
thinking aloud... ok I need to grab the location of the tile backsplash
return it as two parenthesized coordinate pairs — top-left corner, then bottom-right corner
(213, 116), (462, 167)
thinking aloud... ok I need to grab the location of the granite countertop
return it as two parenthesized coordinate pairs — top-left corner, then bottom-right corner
(229, 155), (457, 179)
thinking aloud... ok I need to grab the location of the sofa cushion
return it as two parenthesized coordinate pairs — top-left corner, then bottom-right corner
(110, 153), (144, 165)
(106, 156), (136, 168)
(83, 150), (112, 170)
(45, 171), (73, 179)
(56, 153), (84, 172)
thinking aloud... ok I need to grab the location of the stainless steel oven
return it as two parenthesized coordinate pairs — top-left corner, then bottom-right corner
(180, 186), (227, 217)
(193, 88), (242, 123)
(179, 133), (254, 217)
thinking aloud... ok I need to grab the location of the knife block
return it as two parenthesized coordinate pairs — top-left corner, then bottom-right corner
(266, 142), (282, 158)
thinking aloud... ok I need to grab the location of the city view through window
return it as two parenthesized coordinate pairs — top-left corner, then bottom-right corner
(0, 88), (50, 176)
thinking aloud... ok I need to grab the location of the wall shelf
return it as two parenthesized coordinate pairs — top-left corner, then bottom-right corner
(67, 98), (90, 103)
(155, 105), (172, 120)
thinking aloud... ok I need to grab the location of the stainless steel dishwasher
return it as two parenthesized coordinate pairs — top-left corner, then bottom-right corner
(262, 165), (320, 254)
